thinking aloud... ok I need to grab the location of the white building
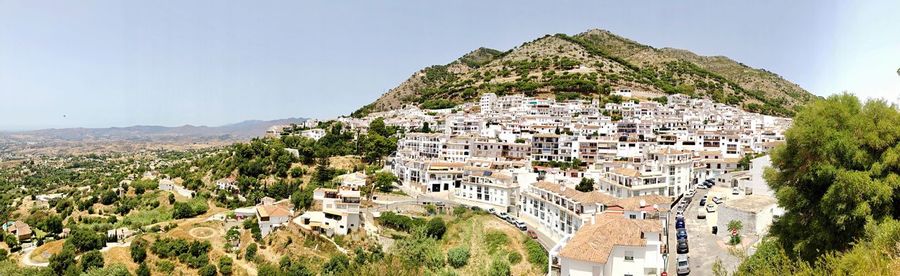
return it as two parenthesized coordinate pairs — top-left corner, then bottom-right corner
(256, 204), (293, 237)
(552, 213), (665, 276)
(297, 188), (362, 236)
(519, 181), (617, 241)
(301, 129), (327, 141)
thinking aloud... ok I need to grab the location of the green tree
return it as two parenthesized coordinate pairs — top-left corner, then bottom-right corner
(575, 178), (595, 192)
(373, 171), (399, 193)
(764, 93), (900, 261)
(49, 248), (77, 275)
(45, 215), (64, 236)
(80, 250), (105, 272)
(67, 228), (105, 252)
(130, 238), (147, 263)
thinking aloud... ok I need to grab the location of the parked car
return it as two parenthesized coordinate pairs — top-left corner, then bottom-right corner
(497, 212), (509, 220)
(676, 220), (685, 229)
(712, 197), (723, 204)
(505, 216), (516, 224)
(677, 240), (689, 254)
(699, 198), (707, 206)
(677, 254), (691, 275)
(527, 230), (538, 239)
(685, 191), (695, 198)
(515, 220), (527, 231)
(706, 204), (716, 213)
(676, 228), (688, 241)
(697, 184), (707, 189)
(697, 210), (706, 219)
(732, 187), (741, 195)
(712, 226), (718, 235)
(487, 208), (496, 214)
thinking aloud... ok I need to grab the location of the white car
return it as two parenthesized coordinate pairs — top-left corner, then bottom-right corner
(706, 204), (717, 213)
(497, 212), (509, 220)
(677, 254), (691, 275)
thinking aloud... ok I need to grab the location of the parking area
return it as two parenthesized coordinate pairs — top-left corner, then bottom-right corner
(667, 184), (748, 275)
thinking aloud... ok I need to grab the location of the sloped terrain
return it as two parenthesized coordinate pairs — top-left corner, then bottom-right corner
(356, 29), (817, 117)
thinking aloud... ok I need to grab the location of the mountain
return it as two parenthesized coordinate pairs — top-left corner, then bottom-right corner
(4, 118), (307, 141)
(0, 118), (306, 155)
(355, 29), (817, 117)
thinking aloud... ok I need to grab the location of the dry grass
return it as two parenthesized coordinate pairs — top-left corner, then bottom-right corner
(441, 214), (541, 276)
(30, 240), (64, 263)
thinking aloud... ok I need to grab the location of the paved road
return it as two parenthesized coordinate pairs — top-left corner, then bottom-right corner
(666, 187), (745, 275)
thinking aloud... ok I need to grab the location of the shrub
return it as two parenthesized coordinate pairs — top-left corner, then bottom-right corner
(246, 243), (258, 260)
(156, 260), (175, 273)
(136, 263), (151, 276)
(322, 254), (350, 275)
(130, 238), (148, 263)
(488, 258), (511, 276)
(484, 230), (510, 254)
(198, 264), (217, 276)
(508, 251), (522, 264)
(524, 239), (549, 273)
(219, 256), (234, 276)
(447, 247), (470, 268)
(426, 217), (447, 239)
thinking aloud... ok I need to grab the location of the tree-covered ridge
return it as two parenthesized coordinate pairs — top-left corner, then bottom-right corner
(735, 94), (900, 274)
(360, 28), (816, 118)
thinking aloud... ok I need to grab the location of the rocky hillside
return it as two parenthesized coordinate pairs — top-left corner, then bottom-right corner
(354, 29), (816, 117)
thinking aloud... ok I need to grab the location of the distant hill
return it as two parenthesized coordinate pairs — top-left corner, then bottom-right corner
(0, 118), (306, 155)
(2, 118), (307, 142)
(355, 29), (817, 117)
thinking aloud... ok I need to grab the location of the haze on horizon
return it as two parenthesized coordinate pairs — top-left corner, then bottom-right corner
(1, 1), (898, 130)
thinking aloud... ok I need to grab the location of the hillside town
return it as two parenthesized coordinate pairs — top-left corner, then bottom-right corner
(266, 90), (790, 276)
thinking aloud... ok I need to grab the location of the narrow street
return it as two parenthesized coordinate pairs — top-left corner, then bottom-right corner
(667, 187), (745, 275)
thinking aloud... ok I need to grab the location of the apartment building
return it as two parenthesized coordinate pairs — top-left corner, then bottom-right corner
(519, 181), (617, 241)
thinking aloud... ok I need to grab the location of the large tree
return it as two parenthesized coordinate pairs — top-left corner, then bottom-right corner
(765, 93), (900, 261)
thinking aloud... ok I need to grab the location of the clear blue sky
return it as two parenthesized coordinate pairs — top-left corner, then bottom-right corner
(1, 1), (898, 130)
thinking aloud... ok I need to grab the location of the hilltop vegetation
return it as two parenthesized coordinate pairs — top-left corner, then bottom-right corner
(735, 94), (900, 274)
(359, 29), (815, 117)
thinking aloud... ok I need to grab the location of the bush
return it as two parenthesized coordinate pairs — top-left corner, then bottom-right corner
(508, 251), (522, 264)
(219, 256), (234, 276)
(246, 243), (258, 260)
(322, 254), (350, 274)
(426, 217), (447, 239)
(488, 258), (511, 276)
(524, 239), (548, 273)
(447, 247), (470, 268)
(130, 238), (148, 263)
(484, 230), (510, 254)
(377, 212), (425, 232)
(156, 260), (175, 273)
(136, 263), (151, 276)
(198, 264), (217, 276)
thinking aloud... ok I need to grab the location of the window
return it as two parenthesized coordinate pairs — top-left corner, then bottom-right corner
(625, 251), (634, 261)
(629, 214), (637, 219)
